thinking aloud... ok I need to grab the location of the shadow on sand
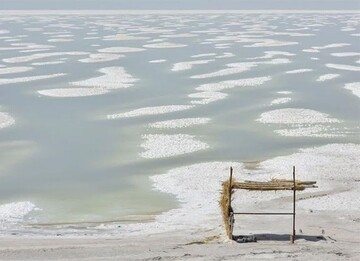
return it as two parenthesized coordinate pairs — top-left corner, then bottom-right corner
(233, 234), (326, 243)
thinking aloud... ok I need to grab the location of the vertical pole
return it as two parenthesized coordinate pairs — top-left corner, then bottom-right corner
(228, 167), (233, 239)
(291, 166), (296, 243)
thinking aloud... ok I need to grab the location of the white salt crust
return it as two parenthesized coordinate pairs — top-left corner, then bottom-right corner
(107, 105), (194, 119)
(0, 201), (40, 227)
(257, 108), (342, 137)
(133, 144), (360, 233)
(38, 88), (109, 97)
(143, 42), (187, 48)
(316, 74), (340, 82)
(98, 47), (145, 53)
(3, 52), (88, 63)
(171, 59), (214, 72)
(149, 59), (166, 63)
(344, 82), (360, 98)
(103, 34), (149, 41)
(244, 39), (298, 47)
(196, 76), (272, 92)
(270, 97), (292, 105)
(0, 112), (15, 129)
(32, 61), (65, 66)
(248, 51), (296, 60)
(149, 118), (210, 129)
(330, 52), (360, 57)
(313, 43), (351, 50)
(140, 134), (209, 159)
(79, 53), (123, 63)
(277, 91), (292, 95)
(191, 53), (217, 58)
(257, 108), (340, 125)
(0, 73), (66, 85)
(48, 38), (73, 42)
(285, 69), (313, 74)
(326, 63), (360, 71)
(71, 67), (137, 89)
(0, 66), (33, 75)
(302, 49), (319, 53)
(189, 91), (228, 105)
(215, 52), (235, 59)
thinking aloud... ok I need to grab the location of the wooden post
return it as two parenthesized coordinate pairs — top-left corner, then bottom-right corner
(228, 167), (233, 239)
(291, 166), (296, 243)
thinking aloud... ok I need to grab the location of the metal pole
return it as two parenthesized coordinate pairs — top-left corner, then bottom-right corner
(292, 166), (296, 243)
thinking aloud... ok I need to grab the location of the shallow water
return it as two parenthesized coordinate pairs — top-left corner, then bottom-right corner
(0, 12), (359, 231)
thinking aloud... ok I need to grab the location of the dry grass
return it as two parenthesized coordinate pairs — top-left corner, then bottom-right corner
(220, 180), (233, 238)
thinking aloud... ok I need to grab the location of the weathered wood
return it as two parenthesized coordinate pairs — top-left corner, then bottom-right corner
(292, 166), (296, 244)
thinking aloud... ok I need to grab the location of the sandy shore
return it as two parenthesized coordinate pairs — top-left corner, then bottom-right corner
(0, 203), (359, 260)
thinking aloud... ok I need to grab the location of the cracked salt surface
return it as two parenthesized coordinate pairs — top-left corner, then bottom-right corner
(140, 134), (209, 158)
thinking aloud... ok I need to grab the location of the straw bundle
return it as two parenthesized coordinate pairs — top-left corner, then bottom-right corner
(220, 180), (233, 238)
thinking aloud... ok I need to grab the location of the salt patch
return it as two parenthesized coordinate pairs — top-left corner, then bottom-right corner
(344, 82), (360, 98)
(38, 87), (109, 97)
(32, 61), (65, 66)
(98, 47), (145, 53)
(277, 91), (292, 95)
(143, 42), (187, 48)
(191, 53), (216, 58)
(316, 74), (340, 82)
(0, 73), (66, 85)
(107, 105), (194, 119)
(330, 52), (360, 57)
(275, 126), (345, 138)
(248, 51), (296, 60)
(191, 63), (256, 79)
(285, 69), (313, 74)
(149, 118), (210, 129)
(149, 59), (166, 63)
(303, 49), (319, 53)
(313, 43), (351, 50)
(0, 112), (15, 129)
(171, 59), (214, 72)
(326, 63), (360, 72)
(3, 52), (88, 63)
(48, 38), (73, 42)
(244, 39), (298, 47)
(189, 91), (228, 104)
(196, 76), (271, 92)
(270, 97), (292, 105)
(71, 67), (137, 89)
(257, 108), (340, 125)
(79, 53), (123, 63)
(0, 201), (40, 225)
(140, 134), (209, 159)
(0, 66), (33, 75)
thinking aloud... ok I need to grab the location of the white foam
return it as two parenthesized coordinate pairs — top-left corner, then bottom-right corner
(330, 52), (360, 57)
(313, 43), (351, 50)
(270, 97), (292, 105)
(140, 134), (209, 159)
(257, 108), (340, 125)
(0, 201), (40, 226)
(98, 47), (145, 53)
(79, 53), (123, 63)
(71, 67), (137, 89)
(285, 69), (313, 74)
(189, 91), (228, 104)
(0, 73), (66, 85)
(196, 76), (271, 92)
(0, 66), (33, 75)
(0, 112), (15, 129)
(344, 82), (360, 98)
(3, 52), (88, 63)
(38, 87), (109, 97)
(316, 74), (340, 82)
(149, 59), (166, 63)
(326, 63), (360, 71)
(143, 42), (187, 48)
(171, 59), (214, 72)
(107, 105), (194, 119)
(149, 118), (210, 129)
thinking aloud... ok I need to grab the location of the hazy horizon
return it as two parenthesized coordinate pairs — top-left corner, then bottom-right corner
(0, 0), (359, 10)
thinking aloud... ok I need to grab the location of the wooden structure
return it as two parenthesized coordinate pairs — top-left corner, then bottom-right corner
(220, 166), (317, 243)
